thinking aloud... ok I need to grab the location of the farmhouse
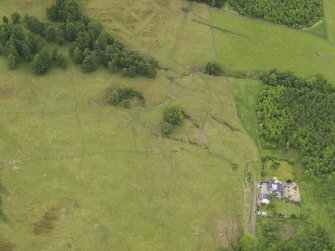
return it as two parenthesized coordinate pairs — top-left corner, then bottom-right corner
(258, 177), (300, 205)
(268, 177), (284, 198)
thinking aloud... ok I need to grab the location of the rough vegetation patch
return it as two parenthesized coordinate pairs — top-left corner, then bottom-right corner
(107, 87), (144, 108)
(33, 206), (60, 235)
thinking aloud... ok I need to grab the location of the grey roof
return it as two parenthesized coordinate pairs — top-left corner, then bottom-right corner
(259, 193), (270, 200)
(267, 180), (284, 197)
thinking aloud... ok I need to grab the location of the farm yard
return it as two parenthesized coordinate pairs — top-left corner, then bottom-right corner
(0, 0), (335, 250)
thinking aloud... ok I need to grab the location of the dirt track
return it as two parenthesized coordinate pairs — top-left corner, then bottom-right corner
(249, 181), (257, 235)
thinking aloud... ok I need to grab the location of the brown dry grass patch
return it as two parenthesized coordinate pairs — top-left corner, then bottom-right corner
(33, 206), (60, 235)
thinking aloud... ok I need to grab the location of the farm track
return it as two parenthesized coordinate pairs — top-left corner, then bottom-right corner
(208, 6), (220, 61)
(227, 79), (261, 235)
(74, 96), (86, 177)
(189, 7), (224, 61)
(0, 149), (163, 168)
(169, 2), (192, 63)
(249, 181), (257, 235)
(192, 18), (248, 38)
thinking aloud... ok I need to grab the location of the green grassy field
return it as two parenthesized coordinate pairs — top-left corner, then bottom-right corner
(324, 0), (335, 42)
(262, 160), (295, 181)
(304, 21), (328, 39)
(212, 9), (335, 83)
(0, 0), (261, 243)
(1, 0), (335, 249)
(0, 57), (259, 250)
(231, 78), (261, 146)
(261, 200), (300, 217)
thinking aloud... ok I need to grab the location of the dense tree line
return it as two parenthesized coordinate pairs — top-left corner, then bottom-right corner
(257, 70), (335, 178)
(1, 0), (158, 77)
(188, 0), (225, 8)
(46, 0), (157, 77)
(0, 13), (66, 74)
(229, 0), (323, 28)
(24, 15), (65, 45)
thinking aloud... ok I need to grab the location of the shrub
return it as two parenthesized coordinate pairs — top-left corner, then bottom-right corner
(52, 48), (67, 68)
(11, 11), (21, 24)
(161, 122), (173, 136)
(11, 24), (25, 40)
(107, 60), (119, 73)
(161, 105), (185, 136)
(271, 161), (280, 169)
(24, 15), (46, 36)
(8, 54), (18, 69)
(3, 16), (9, 24)
(163, 105), (184, 126)
(205, 62), (223, 76)
(107, 87), (143, 107)
(73, 47), (83, 64)
(55, 53), (67, 68)
(240, 232), (258, 251)
(122, 66), (136, 77)
(81, 53), (98, 73)
(31, 50), (51, 75)
(45, 25), (57, 42)
(231, 163), (239, 171)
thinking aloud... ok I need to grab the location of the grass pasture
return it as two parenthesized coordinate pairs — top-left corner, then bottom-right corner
(0, 1), (261, 249)
(260, 200), (300, 218)
(262, 160), (295, 182)
(324, 0), (335, 42)
(212, 9), (335, 83)
(271, 200), (300, 217)
(1, 0), (335, 249)
(231, 78), (261, 146)
(0, 49), (258, 250)
(304, 21), (328, 39)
